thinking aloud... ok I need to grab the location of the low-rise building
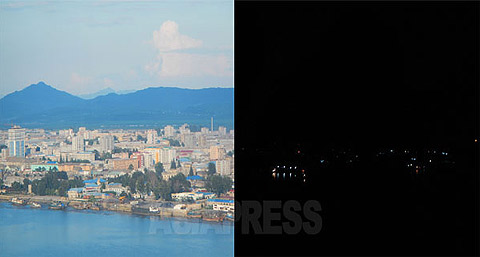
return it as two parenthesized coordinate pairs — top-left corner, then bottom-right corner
(108, 158), (139, 170)
(67, 187), (84, 199)
(104, 182), (127, 195)
(207, 198), (234, 212)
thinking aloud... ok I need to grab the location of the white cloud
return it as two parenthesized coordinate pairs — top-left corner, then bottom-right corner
(152, 20), (202, 52)
(145, 20), (232, 80)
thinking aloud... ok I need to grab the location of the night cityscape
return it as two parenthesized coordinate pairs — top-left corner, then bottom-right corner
(235, 1), (478, 256)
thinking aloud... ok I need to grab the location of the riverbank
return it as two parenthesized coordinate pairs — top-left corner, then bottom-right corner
(0, 194), (232, 224)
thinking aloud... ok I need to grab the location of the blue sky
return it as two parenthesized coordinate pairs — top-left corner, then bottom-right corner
(0, 0), (233, 97)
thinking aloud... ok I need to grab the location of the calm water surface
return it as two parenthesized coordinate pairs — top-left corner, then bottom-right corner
(0, 202), (233, 257)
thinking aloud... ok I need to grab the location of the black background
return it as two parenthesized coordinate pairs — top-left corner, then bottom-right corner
(234, 2), (478, 256)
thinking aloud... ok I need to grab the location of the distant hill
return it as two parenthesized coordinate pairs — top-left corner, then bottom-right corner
(78, 87), (116, 99)
(0, 82), (234, 129)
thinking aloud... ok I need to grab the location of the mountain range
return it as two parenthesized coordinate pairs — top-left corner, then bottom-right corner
(77, 87), (136, 99)
(0, 82), (234, 129)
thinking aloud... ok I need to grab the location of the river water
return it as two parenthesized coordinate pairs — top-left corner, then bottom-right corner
(0, 202), (233, 257)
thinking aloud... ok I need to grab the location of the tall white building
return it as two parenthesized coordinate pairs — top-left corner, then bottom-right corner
(164, 125), (175, 138)
(181, 133), (196, 148)
(142, 152), (155, 169)
(201, 127), (209, 134)
(146, 130), (157, 144)
(216, 158), (234, 176)
(99, 135), (114, 153)
(210, 145), (226, 160)
(71, 136), (84, 152)
(160, 147), (176, 165)
(8, 126), (25, 158)
(179, 124), (190, 134)
(218, 126), (227, 136)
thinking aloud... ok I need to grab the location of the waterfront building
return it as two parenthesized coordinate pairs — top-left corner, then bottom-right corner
(8, 126), (26, 158)
(104, 183), (127, 195)
(171, 191), (213, 201)
(67, 188), (84, 199)
(207, 198), (234, 212)
(84, 183), (101, 194)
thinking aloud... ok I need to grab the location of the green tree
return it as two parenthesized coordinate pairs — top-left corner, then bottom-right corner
(170, 160), (177, 169)
(11, 181), (23, 191)
(169, 173), (190, 193)
(205, 175), (233, 196)
(188, 167), (194, 177)
(153, 180), (171, 200)
(23, 178), (31, 192)
(128, 164), (134, 171)
(207, 162), (216, 176)
(154, 162), (164, 177)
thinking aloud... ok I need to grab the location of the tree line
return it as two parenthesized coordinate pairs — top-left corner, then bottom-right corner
(11, 171), (84, 196)
(108, 170), (190, 201)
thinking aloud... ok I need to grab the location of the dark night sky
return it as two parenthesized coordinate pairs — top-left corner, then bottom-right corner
(235, 2), (478, 256)
(236, 2), (476, 150)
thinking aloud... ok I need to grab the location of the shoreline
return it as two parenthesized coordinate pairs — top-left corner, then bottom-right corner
(0, 194), (233, 225)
